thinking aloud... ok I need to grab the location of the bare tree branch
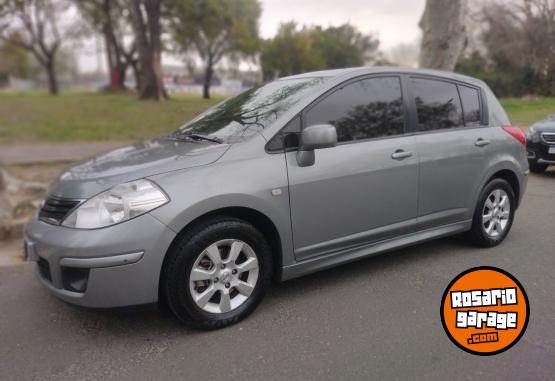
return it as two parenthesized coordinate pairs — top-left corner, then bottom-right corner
(0, 0), (73, 94)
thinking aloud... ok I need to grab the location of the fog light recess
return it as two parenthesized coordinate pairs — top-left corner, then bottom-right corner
(61, 267), (90, 293)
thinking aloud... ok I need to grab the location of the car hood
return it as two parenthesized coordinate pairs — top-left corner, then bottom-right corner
(531, 116), (555, 132)
(48, 138), (230, 199)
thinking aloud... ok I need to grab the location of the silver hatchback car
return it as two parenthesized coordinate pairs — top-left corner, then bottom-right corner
(25, 67), (528, 328)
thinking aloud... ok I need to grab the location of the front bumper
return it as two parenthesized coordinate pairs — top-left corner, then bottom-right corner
(527, 140), (555, 164)
(24, 213), (176, 308)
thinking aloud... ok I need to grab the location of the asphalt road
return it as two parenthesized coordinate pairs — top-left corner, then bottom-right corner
(1, 172), (554, 381)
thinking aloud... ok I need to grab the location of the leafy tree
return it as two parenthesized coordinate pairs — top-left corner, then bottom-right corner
(75, 0), (138, 90)
(0, 32), (40, 79)
(260, 22), (324, 80)
(312, 24), (379, 69)
(0, 0), (75, 95)
(456, 0), (555, 97)
(168, 0), (261, 99)
(261, 22), (379, 80)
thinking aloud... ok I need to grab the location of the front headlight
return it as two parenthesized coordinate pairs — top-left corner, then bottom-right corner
(527, 126), (540, 143)
(62, 179), (169, 229)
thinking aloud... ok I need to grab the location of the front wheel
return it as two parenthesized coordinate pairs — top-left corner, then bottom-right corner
(162, 217), (273, 329)
(467, 178), (516, 247)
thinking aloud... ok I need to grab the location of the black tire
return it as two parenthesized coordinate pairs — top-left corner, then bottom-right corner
(528, 160), (548, 173)
(162, 217), (273, 329)
(467, 178), (516, 248)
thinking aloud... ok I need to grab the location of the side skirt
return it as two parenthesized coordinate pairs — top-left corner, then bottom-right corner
(280, 220), (472, 281)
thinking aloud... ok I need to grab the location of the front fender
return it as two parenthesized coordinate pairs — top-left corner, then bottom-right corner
(148, 154), (296, 267)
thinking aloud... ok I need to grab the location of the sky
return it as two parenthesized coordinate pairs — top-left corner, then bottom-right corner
(79, 0), (426, 73)
(258, 0), (426, 49)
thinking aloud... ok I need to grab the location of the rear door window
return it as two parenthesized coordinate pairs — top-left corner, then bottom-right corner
(410, 78), (463, 132)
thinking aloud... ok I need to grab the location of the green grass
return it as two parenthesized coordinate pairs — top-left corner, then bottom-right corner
(0, 92), (222, 143)
(0, 92), (553, 143)
(501, 97), (555, 128)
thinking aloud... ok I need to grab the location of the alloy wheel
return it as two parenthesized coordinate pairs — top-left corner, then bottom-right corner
(189, 239), (259, 314)
(482, 189), (511, 238)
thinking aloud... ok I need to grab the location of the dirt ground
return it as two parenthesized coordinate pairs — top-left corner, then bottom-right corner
(0, 239), (23, 266)
(5, 162), (70, 183)
(0, 162), (68, 264)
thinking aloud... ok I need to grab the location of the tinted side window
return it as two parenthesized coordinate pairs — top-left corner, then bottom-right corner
(458, 85), (481, 126)
(306, 77), (405, 143)
(266, 116), (301, 151)
(410, 78), (463, 131)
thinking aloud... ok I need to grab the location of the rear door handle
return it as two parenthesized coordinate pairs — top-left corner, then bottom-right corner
(475, 138), (490, 147)
(391, 149), (413, 160)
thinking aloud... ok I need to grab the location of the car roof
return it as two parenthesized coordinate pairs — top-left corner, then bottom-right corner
(279, 66), (484, 87)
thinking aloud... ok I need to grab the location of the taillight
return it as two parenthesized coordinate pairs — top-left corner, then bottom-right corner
(502, 126), (527, 146)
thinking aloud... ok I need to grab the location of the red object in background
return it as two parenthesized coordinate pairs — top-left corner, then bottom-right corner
(111, 70), (121, 87)
(502, 126), (527, 146)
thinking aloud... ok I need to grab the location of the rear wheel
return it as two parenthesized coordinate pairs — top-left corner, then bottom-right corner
(163, 217), (273, 329)
(467, 178), (516, 247)
(528, 160), (548, 173)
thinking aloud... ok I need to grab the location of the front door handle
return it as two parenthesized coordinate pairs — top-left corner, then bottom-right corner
(391, 149), (413, 160)
(475, 138), (491, 147)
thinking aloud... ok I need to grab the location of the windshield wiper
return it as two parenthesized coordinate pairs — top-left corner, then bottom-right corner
(170, 132), (223, 144)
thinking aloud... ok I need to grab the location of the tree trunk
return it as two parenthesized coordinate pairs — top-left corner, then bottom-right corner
(106, 47), (126, 90)
(102, 0), (126, 90)
(129, 0), (167, 100)
(419, 0), (468, 71)
(127, 58), (141, 91)
(45, 60), (59, 95)
(104, 33), (126, 90)
(203, 59), (214, 99)
(119, 63), (128, 87)
(103, 26), (115, 82)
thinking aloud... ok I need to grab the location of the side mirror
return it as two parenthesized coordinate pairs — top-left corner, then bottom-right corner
(296, 124), (337, 167)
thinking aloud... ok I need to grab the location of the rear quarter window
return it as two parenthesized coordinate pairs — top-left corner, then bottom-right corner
(458, 85), (481, 127)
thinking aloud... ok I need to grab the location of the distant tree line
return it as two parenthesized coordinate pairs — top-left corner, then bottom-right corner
(0, 0), (381, 100)
(456, 0), (555, 97)
(0, 0), (76, 95)
(417, 0), (555, 98)
(4, 0), (555, 100)
(260, 22), (381, 80)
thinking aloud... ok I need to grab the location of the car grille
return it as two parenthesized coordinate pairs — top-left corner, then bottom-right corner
(38, 196), (81, 225)
(37, 257), (52, 282)
(541, 133), (555, 144)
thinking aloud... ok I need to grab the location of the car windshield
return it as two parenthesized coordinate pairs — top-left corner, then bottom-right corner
(172, 77), (328, 143)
